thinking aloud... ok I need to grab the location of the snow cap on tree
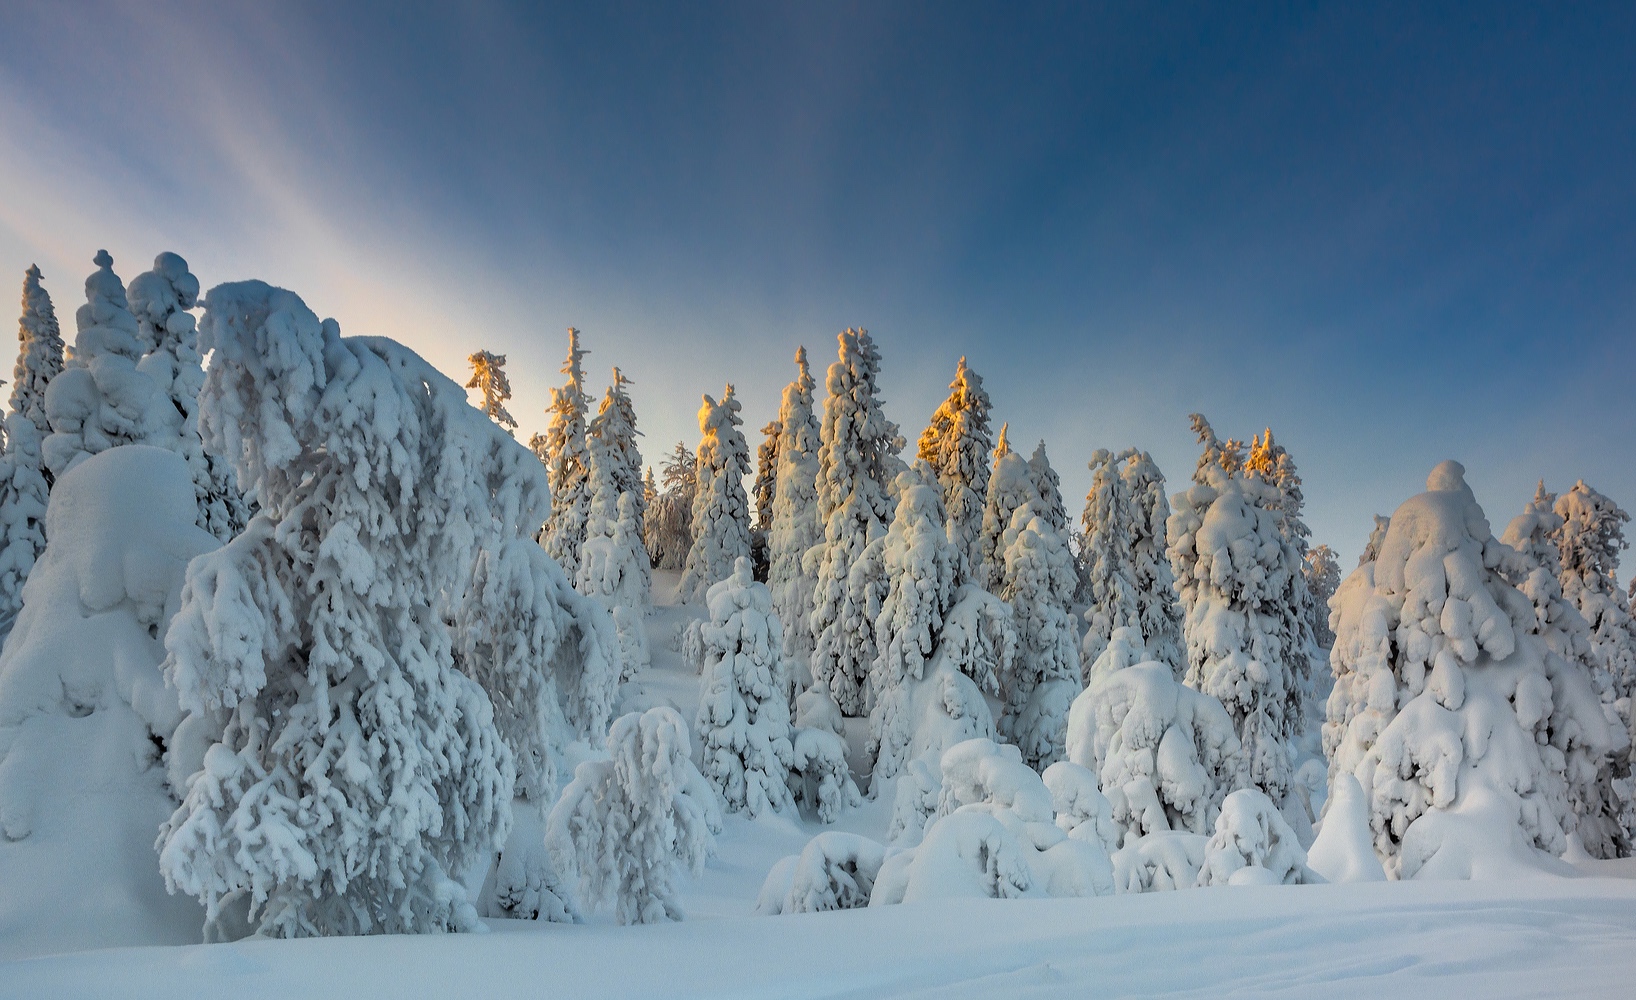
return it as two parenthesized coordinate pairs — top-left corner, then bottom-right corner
(768, 346), (823, 659)
(466, 349), (518, 433)
(680, 385), (752, 603)
(916, 356), (994, 577)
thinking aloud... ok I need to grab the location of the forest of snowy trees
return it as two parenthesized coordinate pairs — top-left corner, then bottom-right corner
(0, 251), (1633, 949)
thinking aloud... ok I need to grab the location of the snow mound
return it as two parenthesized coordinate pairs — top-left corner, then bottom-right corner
(0, 445), (217, 958)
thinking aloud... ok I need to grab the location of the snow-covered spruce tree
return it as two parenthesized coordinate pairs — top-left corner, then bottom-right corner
(768, 347), (823, 661)
(129, 252), (248, 541)
(576, 434), (651, 679)
(9, 265), (64, 460)
(1169, 424), (1310, 805)
(1079, 448), (1140, 670)
(694, 557), (794, 817)
(1551, 480), (1636, 853)
(680, 386), (752, 603)
(1304, 544), (1341, 648)
(647, 441), (697, 570)
(1119, 449), (1186, 675)
(587, 367), (645, 533)
(975, 424), (1038, 592)
(1324, 461), (1611, 879)
(466, 349), (518, 434)
(867, 466), (1014, 788)
(546, 707), (721, 924)
(1244, 428), (1311, 555)
(751, 418), (780, 582)
(808, 328), (901, 716)
(1501, 482), (1623, 857)
(42, 250), (167, 478)
(0, 267), (63, 618)
(1066, 627), (1241, 843)
(1027, 440), (1069, 538)
(757, 832), (887, 914)
(915, 356), (994, 576)
(541, 328), (594, 576)
(995, 503), (1081, 768)
(157, 282), (513, 938)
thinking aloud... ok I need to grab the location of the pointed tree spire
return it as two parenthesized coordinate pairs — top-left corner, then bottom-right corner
(466, 349), (518, 433)
(916, 355), (994, 581)
(542, 327), (594, 575)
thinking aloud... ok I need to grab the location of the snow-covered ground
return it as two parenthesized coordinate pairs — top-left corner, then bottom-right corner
(3, 570), (1635, 999)
(7, 878), (1636, 999)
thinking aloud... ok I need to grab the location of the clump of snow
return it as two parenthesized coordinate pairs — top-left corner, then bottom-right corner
(1066, 627), (1241, 842)
(1197, 787), (1319, 886)
(1307, 773), (1387, 882)
(0, 446), (216, 955)
(756, 832), (886, 914)
(870, 739), (1115, 904)
(546, 707), (721, 924)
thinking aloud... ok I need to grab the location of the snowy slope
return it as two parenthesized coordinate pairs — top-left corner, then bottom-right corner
(4, 879), (1635, 1000)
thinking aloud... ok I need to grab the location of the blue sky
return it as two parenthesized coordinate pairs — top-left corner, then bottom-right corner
(1, 1), (1631, 567)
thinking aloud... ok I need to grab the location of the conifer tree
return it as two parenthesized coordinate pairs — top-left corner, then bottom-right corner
(916, 356), (993, 576)
(769, 347), (823, 660)
(587, 368), (644, 519)
(975, 424), (1037, 592)
(1303, 545), (1341, 648)
(809, 329), (901, 715)
(680, 386), (752, 603)
(542, 328), (594, 576)
(1551, 480), (1636, 852)
(1119, 449), (1185, 675)
(130, 252), (247, 539)
(466, 349), (518, 434)
(751, 418), (780, 581)
(0, 266), (62, 618)
(1027, 440), (1069, 537)
(647, 442), (697, 570)
(159, 282), (513, 937)
(43, 251), (167, 478)
(996, 502), (1081, 768)
(1079, 448), (1140, 669)
(579, 420), (652, 676)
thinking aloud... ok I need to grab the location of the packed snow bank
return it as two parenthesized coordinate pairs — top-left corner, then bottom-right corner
(6, 878), (1636, 999)
(0, 446), (218, 959)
